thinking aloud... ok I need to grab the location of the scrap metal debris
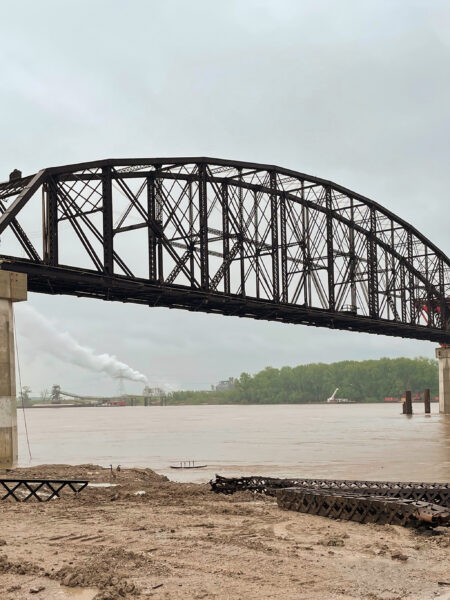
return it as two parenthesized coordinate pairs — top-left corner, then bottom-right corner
(210, 475), (449, 528)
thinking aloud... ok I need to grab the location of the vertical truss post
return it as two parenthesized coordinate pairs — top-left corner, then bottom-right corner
(147, 175), (157, 281)
(424, 248), (432, 328)
(384, 251), (391, 321)
(367, 207), (378, 318)
(407, 232), (415, 324)
(102, 167), (113, 276)
(198, 163), (209, 289)
(301, 182), (310, 306)
(221, 182), (230, 294)
(188, 179), (195, 288)
(400, 264), (407, 323)
(349, 199), (357, 310)
(325, 186), (335, 311)
(238, 170), (245, 296)
(156, 178), (164, 284)
(270, 172), (279, 303)
(280, 193), (288, 303)
(439, 258), (447, 331)
(44, 175), (59, 266)
(254, 190), (260, 299)
(390, 222), (398, 320)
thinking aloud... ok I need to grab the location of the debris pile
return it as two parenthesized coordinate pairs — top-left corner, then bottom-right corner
(210, 475), (450, 528)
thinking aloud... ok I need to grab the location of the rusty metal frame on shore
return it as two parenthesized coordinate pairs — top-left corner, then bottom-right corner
(210, 475), (449, 502)
(0, 479), (88, 502)
(210, 475), (450, 528)
(276, 487), (450, 528)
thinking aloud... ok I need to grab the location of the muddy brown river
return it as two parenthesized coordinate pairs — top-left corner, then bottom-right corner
(17, 403), (450, 482)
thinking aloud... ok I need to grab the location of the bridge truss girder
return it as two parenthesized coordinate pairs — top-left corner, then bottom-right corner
(0, 157), (448, 343)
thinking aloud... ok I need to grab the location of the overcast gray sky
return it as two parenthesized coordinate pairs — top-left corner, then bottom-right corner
(1, 0), (449, 396)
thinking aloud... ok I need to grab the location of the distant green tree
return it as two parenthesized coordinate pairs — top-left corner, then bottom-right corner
(19, 386), (32, 407)
(166, 357), (439, 405)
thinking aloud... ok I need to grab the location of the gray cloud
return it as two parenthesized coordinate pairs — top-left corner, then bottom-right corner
(1, 0), (448, 395)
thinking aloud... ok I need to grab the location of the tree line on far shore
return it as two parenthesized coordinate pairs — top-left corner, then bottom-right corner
(168, 357), (438, 405)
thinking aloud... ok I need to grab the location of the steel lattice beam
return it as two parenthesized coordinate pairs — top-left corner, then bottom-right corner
(0, 157), (448, 343)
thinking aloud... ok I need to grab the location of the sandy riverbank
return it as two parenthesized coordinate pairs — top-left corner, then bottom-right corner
(0, 465), (449, 600)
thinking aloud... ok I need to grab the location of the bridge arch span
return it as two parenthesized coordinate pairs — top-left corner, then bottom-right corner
(0, 157), (448, 343)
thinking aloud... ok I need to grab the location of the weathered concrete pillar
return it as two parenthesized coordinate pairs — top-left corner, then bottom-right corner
(0, 271), (27, 468)
(435, 346), (450, 414)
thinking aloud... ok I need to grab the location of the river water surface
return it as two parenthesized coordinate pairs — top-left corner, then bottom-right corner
(17, 403), (450, 483)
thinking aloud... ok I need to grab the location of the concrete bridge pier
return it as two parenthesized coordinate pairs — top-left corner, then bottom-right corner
(0, 271), (27, 468)
(435, 346), (450, 414)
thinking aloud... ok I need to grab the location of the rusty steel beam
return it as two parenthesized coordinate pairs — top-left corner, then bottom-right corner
(0, 157), (448, 342)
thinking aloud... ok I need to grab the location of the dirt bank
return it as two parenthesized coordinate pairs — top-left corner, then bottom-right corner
(0, 465), (449, 599)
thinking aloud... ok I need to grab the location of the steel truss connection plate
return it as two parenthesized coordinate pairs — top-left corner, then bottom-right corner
(0, 479), (88, 502)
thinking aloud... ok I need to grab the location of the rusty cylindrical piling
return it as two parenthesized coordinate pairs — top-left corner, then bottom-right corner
(405, 390), (413, 415)
(424, 388), (431, 414)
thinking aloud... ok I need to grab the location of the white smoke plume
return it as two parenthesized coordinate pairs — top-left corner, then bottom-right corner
(16, 304), (148, 383)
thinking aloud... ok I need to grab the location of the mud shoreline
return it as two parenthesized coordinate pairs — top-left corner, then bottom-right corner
(0, 465), (449, 599)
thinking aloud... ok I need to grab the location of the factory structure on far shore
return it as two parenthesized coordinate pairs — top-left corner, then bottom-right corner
(211, 377), (235, 392)
(19, 384), (168, 408)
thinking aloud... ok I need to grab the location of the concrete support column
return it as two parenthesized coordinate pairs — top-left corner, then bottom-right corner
(435, 346), (450, 415)
(0, 271), (27, 468)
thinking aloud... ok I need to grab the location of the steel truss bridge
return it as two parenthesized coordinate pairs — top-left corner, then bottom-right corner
(0, 157), (449, 343)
